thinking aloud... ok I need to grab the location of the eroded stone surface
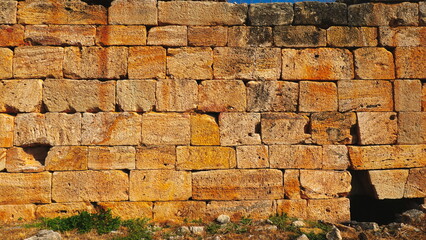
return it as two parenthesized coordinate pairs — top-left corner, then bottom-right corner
(14, 47), (64, 79)
(357, 112), (398, 145)
(228, 26), (272, 47)
(307, 198), (350, 223)
(404, 168), (426, 198)
(300, 170), (351, 199)
(45, 146), (88, 171)
(26, 25), (96, 46)
(327, 26), (377, 47)
(0, 172), (51, 204)
(0, 25), (24, 46)
(96, 25), (146, 45)
(395, 47), (426, 79)
(348, 3), (418, 26)
(176, 146), (236, 170)
(6, 147), (45, 173)
(261, 113), (310, 144)
(284, 170), (301, 199)
(148, 26), (187, 47)
(322, 145), (350, 170)
(205, 200), (276, 221)
(0, 48), (12, 79)
(36, 202), (95, 219)
(190, 114), (220, 146)
(0, 148), (5, 171)
(311, 112), (356, 145)
(188, 26), (227, 47)
(0, 204), (35, 223)
(198, 80), (246, 112)
(294, 2), (347, 27)
(300, 81), (338, 112)
(219, 113), (261, 146)
(98, 202), (152, 220)
(247, 81), (298, 112)
(167, 47), (212, 80)
(248, 3), (293, 26)
(270, 145), (322, 169)
(380, 27), (426, 47)
(153, 201), (206, 223)
(398, 112), (426, 144)
(157, 79), (198, 112)
(109, 0), (157, 25)
(368, 170), (409, 199)
(136, 146), (176, 170)
(128, 47), (166, 79)
(88, 146), (135, 170)
(142, 113), (190, 145)
(274, 26), (326, 47)
(277, 199), (307, 219)
(0, 80), (42, 113)
(354, 47), (395, 79)
(236, 145), (269, 169)
(394, 80), (422, 112)
(117, 80), (156, 112)
(0, 1), (17, 24)
(0, 114), (13, 148)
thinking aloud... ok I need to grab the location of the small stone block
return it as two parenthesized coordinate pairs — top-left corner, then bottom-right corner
(156, 79), (198, 112)
(117, 80), (156, 112)
(0, 48), (12, 79)
(357, 112), (397, 145)
(26, 25), (96, 46)
(394, 80), (422, 112)
(322, 145), (350, 171)
(0, 79), (43, 113)
(261, 113), (310, 144)
(176, 146), (236, 170)
(0, 1), (17, 24)
(142, 113), (190, 145)
(277, 199), (307, 219)
(188, 26), (227, 47)
(300, 170), (352, 199)
(0, 25), (25, 46)
(136, 146), (176, 170)
(219, 113), (261, 146)
(0, 148), (5, 171)
(148, 25), (187, 47)
(311, 112), (356, 145)
(247, 81), (298, 112)
(348, 3), (418, 26)
(153, 201), (206, 223)
(228, 26), (272, 47)
(45, 146), (88, 171)
(108, 0), (157, 25)
(270, 145), (322, 169)
(248, 3), (294, 26)
(14, 47), (64, 79)
(0, 205), (35, 223)
(167, 47), (212, 80)
(284, 170), (301, 199)
(0, 114), (13, 147)
(380, 27), (426, 47)
(190, 114), (220, 146)
(294, 2), (347, 27)
(404, 168), (426, 198)
(307, 198), (350, 223)
(354, 47), (395, 79)
(395, 47), (426, 79)
(368, 169), (409, 199)
(236, 145), (269, 169)
(274, 26), (326, 47)
(327, 26), (377, 47)
(96, 25), (146, 46)
(88, 146), (135, 170)
(198, 80), (246, 112)
(299, 81), (338, 112)
(421, 2), (426, 26)
(128, 46), (166, 79)
(6, 147), (45, 173)
(398, 112), (426, 144)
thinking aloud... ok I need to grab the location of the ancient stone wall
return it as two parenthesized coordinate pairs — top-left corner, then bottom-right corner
(0, 0), (425, 223)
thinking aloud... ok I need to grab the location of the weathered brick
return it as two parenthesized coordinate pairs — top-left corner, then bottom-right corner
(148, 26), (187, 47)
(368, 169), (409, 199)
(153, 201), (206, 223)
(130, 170), (191, 201)
(142, 113), (190, 145)
(294, 2), (347, 27)
(322, 145), (350, 170)
(248, 3), (293, 26)
(52, 170), (128, 202)
(205, 200), (276, 221)
(236, 145), (269, 169)
(198, 80), (246, 112)
(247, 81), (298, 112)
(0, 204), (36, 223)
(311, 112), (356, 145)
(116, 80), (156, 112)
(136, 146), (176, 170)
(307, 198), (350, 223)
(157, 79), (198, 112)
(0, 172), (51, 204)
(45, 146), (88, 171)
(6, 147), (45, 173)
(14, 47), (63, 78)
(0, 1), (17, 24)
(349, 145), (426, 169)
(404, 168), (426, 198)
(82, 112), (141, 145)
(219, 113), (261, 146)
(270, 145), (322, 169)
(228, 26), (272, 47)
(421, 2), (426, 26)
(98, 202), (152, 220)
(158, 1), (247, 26)
(0, 80), (42, 113)
(282, 48), (353, 80)
(395, 47), (426, 79)
(0, 25), (24, 46)
(327, 26), (378, 47)
(398, 112), (426, 144)
(43, 79), (115, 112)
(96, 25), (146, 46)
(36, 202), (95, 219)
(349, 3), (418, 26)
(176, 146), (236, 170)
(190, 114), (220, 146)
(88, 146), (135, 170)
(284, 170), (301, 199)
(380, 27), (426, 47)
(193, 169), (283, 200)
(18, 0), (106, 24)
(274, 26), (326, 47)
(108, 0), (157, 25)
(64, 46), (127, 79)
(338, 80), (393, 112)
(0, 148), (5, 171)
(261, 113), (310, 144)
(394, 80), (422, 112)
(300, 170), (351, 199)
(0, 48), (13, 79)
(300, 81), (337, 112)
(188, 26), (227, 47)
(167, 47), (212, 80)
(354, 47), (395, 79)
(214, 47), (281, 80)
(26, 25), (96, 46)
(128, 46), (166, 79)
(357, 112), (397, 145)
(277, 199), (307, 219)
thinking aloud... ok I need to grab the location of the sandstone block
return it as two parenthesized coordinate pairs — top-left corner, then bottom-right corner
(274, 26), (326, 47)
(294, 2), (347, 27)
(98, 202), (152, 220)
(247, 81), (298, 112)
(167, 47), (212, 80)
(158, 1), (247, 25)
(0, 114), (14, 147)
(380, 27), (426, 47)
(300, 81), (337, 112)
(398, 112), (426, 144)
(338, 80), (393, 112)
(228, 26), (272, 47)
(205, 200), (276, 221)
(0, 1), (17, 24)
(130, 170), (191, 201)
(354, 47), (395, 79)
(188, 26), (227, 47)
(192, 169), (284, 200)
(0, 172), (51, 204)
(261, 113), (310, 144)
(394, 80), (422, 112)
(153, 201), (206, 223)
(270, 145), (323, 169)
(36, 202), (95, 219)
(322, 145), (350, 170)
(284, 170), (301, 199)
(404, 168), (426, 198)
(311, 112), (356, 145)
(214, 47), (281, 80)
(236, 145), (269, 169)
(277, 199), (307, 219)
(136, 146), (176, 170)
(0, 25), (24, 46)
(148, 26), (187, 47)
(6, 147), (45, 173)
(0, 48), (13, 79)
(0, 148), (5, 171)
(395, 47), (426, 79)
(0, 204), (36, 223)
(96, 25), (146, 46)
(327, 27), (377, 47)
(348, 3), (418, 26)
(26, 25), (96, 46)
(368, 170), (409, 199)
(423, 83), (426, 111)
(176, 146), (236, 170)
(357, 112), (397, 145)
(128, 46), (166, 79)
(198, 80), (246, 112)
(157, 79), (198, 112)
(45, 146), (88, 171)
(300, 170), (351, 199)
(142, 113), (190, 145)
(190, 114), (220, 146)
(282, 48), (353, 80)
(108, 0), (157, 25)
(14, 47), (63, 78)
(0, 79), (42, 113)
(307, 198), (350, 223)
(82, 112), (141, 145)
(421, 2), (426, 26)
(88, 146), (135, 170)
(248, 3), (293, 26)
(117, 80), (156, 112)
(219, 113), (261, 146)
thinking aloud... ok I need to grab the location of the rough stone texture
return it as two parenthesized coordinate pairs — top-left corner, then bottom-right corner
(228, 26), (272, 47)
(96, 25), (146, 45)
(284, 170), (301, 199)
(338, 80), (393, 112)
(6, 147), (45, 173)
(190, 114), (220, 146)
(148, 26), (187, 47)
(157, 79), (198, 112)
(136, 146), (176, 170)
(219, 113), (261, 146)
(0, 48), (12, 79)
(0, 25), (24, 46)
(357, 112), (398, 145)
(81, 112), (141, 145)
(108, 0), (157, 25)
(176, 146), (236, 170)
(307, 198), (350, 223)
(14, 47), (64, 79)
(142, 113), (190, 145)
(236, 145), (269, 169)
(52, 170), (128, 202)
(247, 81), (298, 112)
(36, 202), (95, 219)
(261, 113), (310, 144)
(300, 170), (351, 199)
(368, 170), (409, 199)
(327, 26), (377, 47)
(421, 2), (426, 26)
(43, 79), (115, 112)
(158, 2), (247, 26)
(128, 47), (166, 79)
(116, 80), (156, 112)
(348, 3), (418, 26)
(404, 168), (426, 198)
(198, 80), (246, 112)
(322, 145), (350, 170)
(0, 204), (36, 223)
(0, 80), (43, 113)
(45, 146), (88, 171)
(153, 201), (206, 223)
(130, 170), (191, 201)
(88, 146), (135, 170)
(274, 26), (326, 47)
(0, 148), (5, 171)
(0, 172), (51, 204)
(26, 25), (96, 46)
(205, 200), (276, 222)
(188, 26), (227, 47)
(299, 81), (337, 112)
(294, 2), (347, 27)
(311, 112), (356, 145)
(282, 48), (353, 80)
(354, 48), (395, 79)
(248, 3), (293, 26)
(398, 112), (426, 144)
(192, 169), (284, 200)
(214, 47), (281, 80)
(394, 80), (422, 112)
(380, 27), (426, 47)
(395, 47), (426, 79)
(0, 1), (17, 24)
(423, 83), (426, 111)
(270, 145), (322, 169)
(98, 202), (152, 220)
(277, 199), (307, 219)
(167, 47), (212, 80)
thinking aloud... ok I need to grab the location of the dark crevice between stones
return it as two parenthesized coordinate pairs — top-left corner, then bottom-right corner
(80, 0), (113, 8)
(23, 145), (52, 167)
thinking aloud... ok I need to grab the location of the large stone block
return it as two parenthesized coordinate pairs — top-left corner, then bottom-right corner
(26, 25), (96, 46)
(282, 48), (353, 80)
(380, 27), (426, 47)
(88, 146), (135, 170)
(192, 169), (284, 200)
(98, 202), (152, 220)
(354, 47), (395, 79)
(142, 113), (190, 145)
(404, 168), (426, 198)
(261, 113), (310, 144)
(45, 146), (88, 171)
(294, 2), (347, 27)
(0, 204), (36, 223)
(357, 112), (397, 145)
(167, 47), (212, 80)
(395, 47), (426, 79)
(228, 26), (272, 47)
(130, 170), (191, 201)
(0, 1), (17, 24)
(136, 146), (176, 170)
(128, 46), (166, 79)
(299, 81), (337, 112)
(153, 201), (206, 223)
(311, 112), (356, 145)
(205, 200), (276, 221)
(116, 80), (156, 112)
(277, 199), (307, 219)
(398, 112), (426, 144)
(14, 47), (64, 78)
(394, 80), (422, 112)
(219, 113), (261, 146)
(322, 145), (350, 170)
(176, 146), (236, 170)
(190, 114), (220, 146)
(0, 25), (24, 46)
(156, 79), (198, 112)
(148, 26), (187, 47)
(0, 48), (12, 79)
(188, 26), (227, 47)
(248, 3), (293, 26)
(236, 145), (269, 169)
(307, 198), (350, 223)
(108, 0), (157, 25)
(247, 81), (298, 112)
(274, 26), (326, 47)
(6, 147), (45, 173)
(300, 170), (351, 199)
(0, 172), (51, 204)
(96, 25), (146, 45)
(52, 170), (128, 202)
(348, 3), (418, 26)
(0, 79), (42, 113)
(327, 26), (377, 47)
(270, 145), (323, 169)
(284, 170), (301, 199)
(198, 80), (246, 112)
(368, 170), (409, 199)
(36, 202), (95, 219)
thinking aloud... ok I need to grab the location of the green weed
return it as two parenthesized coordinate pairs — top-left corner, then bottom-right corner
(114, 218), (153, 240)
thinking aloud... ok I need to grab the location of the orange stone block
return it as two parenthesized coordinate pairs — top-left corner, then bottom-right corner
(45, 146), (88, 171)
(6, 147), (45, 173)
(277, 199), (308, 219)
(354, 47), (395, 79)
(307, 198), (350, 223)
(148, 25), (187, 47)
(153, 201), (206, 223)
(300, 170), (352, 199)
(167, 47), (213, 80)
(36, 202), (95, 219)
(98, 202), (152, 220)
(14, 46), (64, 79)
(0, 114), (14, 147)
(270, 145), (322, 169)
(236, 145), (269, 169)
(198, 80), (246, 112)
(404, 168), (426, 198)
(219, 113), (261, 146)
(0, 172), (51, 204)
(0, 204), (36, 223)
(176, 146), (236, 170)
(88, 146), (135, 170)
(190, 114), (220, 146)
(311, 112), (356, 145)
(25, 25), (96, 46)
(0, 25), (25, 46)
(357, 112), (398, 145)
(188, 26), (227, 47)
(156, 79), (198, 112)
(398, 112), (426, 144)
(136, 146), (176, 170)
(0, 48), (13, 79)
(142, 113), (190, 145)
(284, 170), (301, 199)
(261, 113), (310, 144)
(395, 47), (426, 79)
(128, 46), (166, 79)
(96, 25), (146, 46)
(299, 81), (338, 112)
(394, 80), (422, 112)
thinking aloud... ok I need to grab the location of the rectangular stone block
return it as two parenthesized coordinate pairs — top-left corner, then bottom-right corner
(277, 199), (307, 219)
(248, 3), (293, 26)
(136, 146), (176, 170)
(188, 26), (227, 47)
(274, 26), (326, 47)
(261, 113), (310, 144)
(192, 169), (284, 200)
(380, 27), (426, 47)
(219, 113), (261, 146)
(423, 83), (426, 111)
(0, 172), (51, 204)
(205, 200), (276, 222)
(0, 79), (42, 113)
(294, 2), (347, 27)
(394, 80), (422, 111)
(98, 202), (152, 220)
(153, 201), (206, 223)
(88, 146), (135, 170)
(190, 114), (220, 146)
(421, 2), (426, 26)
(398, 112), (426, 144)
(354, 47), (395, 79)
(0, 48), (13, 79)
(0, 114), (14, 147)
(0, 25), (24, 46)
(270, 145), (323, 169)
(357, 112), (398, 145)
(43, 79), (115, 112)
(247, 81), (298, 112)
(282, 48), (353, 80)
(214, 47), (281, 80)
(236, 145), (269, 169)
(311, 112), (356, 145)
(198, 80), (246, 112)
(327, 26), (378, 47)
(284, 170), (301, 199)
(300, 81), (337, 112)
(108, 0), (157, 25)
(300, 170), (351, 199)
(36, 202), (95, 219)
(45, 146), (88, 171)
(158, 1), (247, 25)
(338, 80), (393, 112)
(176, 146), (236, 170)
(395, 47), (426, 79)
(228, 26), (272, 47)
(148, 26), (187, 47)
(0, 148), (5, 171)
(0, 1), (17, 24)
(128, 46), (166, 79)
(6, 147), (45, 173)
(130, 170), (191, 201)
(157, 79), (198, 112)
(96, 25), (146, 46)
(0, 204), (36, 223)
(82, 112), (141, 145)
(14, 47), (63, 79)
(307, 198), (350, 223)
(368, 170), (409, 199)
(322, 145), (350, 171)
(26, 25), (96, 46)
(117, 80), (156, 112)
(349, 3), (418, 26)
(142, 113), (190, 145)
(404, 168), (426, 198)
(52, 170), (128, 202)
(167, 47), (212, 80)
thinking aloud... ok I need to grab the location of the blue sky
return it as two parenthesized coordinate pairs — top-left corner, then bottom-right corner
(232, 0), (333, 3)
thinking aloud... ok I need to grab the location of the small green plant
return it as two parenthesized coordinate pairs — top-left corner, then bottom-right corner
(190, 218), (204, 224)
(206, 222), (221, 234)
(269, 213), (295, 231)
(114, 218), (154, 240)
